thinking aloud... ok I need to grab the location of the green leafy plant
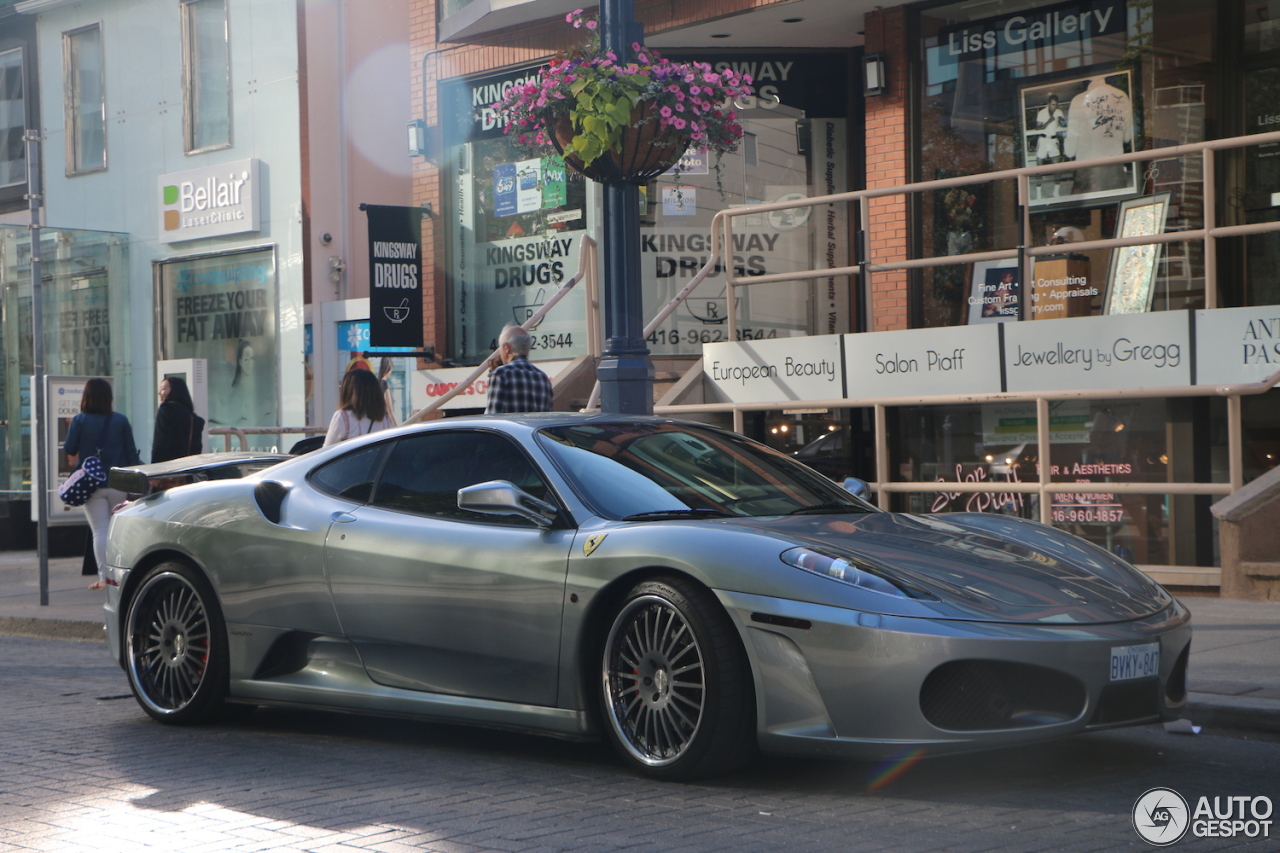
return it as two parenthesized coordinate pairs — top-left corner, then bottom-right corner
(492, 9), (753, 178)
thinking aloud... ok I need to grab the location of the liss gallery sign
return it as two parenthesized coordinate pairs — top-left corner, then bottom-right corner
(703, 307), (1280, 403)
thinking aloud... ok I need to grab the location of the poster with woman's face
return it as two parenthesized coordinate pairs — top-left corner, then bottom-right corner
(157, 248), (278, 439)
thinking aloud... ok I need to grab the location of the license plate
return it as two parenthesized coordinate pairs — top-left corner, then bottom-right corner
(1110, 642), (1160, 681)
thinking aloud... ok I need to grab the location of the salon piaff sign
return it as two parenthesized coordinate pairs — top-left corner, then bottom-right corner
(704, 336), (843, 404)
(1003, 312), (1191, 392)
(158, 159), (261, 243)
(1195, 305), (1280, 384)
(937, 0), (1126, 65)
(843, 325), (1002, 398)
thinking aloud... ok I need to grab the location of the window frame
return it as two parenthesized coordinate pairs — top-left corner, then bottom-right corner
(62, 22), (107, 176)
(0, 45), (27, 192)
(180, 0), (232, 154)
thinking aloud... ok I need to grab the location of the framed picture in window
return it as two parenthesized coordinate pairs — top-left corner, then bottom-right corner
(1104, 193), (1172, 315)
(967, 259), (1021, 324)
(1020, 71), (1137, 208)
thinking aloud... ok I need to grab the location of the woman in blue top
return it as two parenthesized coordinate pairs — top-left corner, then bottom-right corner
(63, 378), (141, 590)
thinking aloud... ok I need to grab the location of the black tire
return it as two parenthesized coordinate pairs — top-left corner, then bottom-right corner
(124, 561), (230, 725)
(599, 576), (756, 780)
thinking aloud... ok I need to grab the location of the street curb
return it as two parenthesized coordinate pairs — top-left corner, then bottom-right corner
(1185, 697), (1280, 736)
(0, 617), (105, 643)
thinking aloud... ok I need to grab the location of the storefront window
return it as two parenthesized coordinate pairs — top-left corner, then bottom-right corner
(438, 52), (854, 364)
(890, 397), (1216, 567)
(155, 247), (278, 444)
(642, 51), (853, 355)
(914, 0), (1220, 328)
(0, 225), (128, 496)
(439, 68), (591, 367)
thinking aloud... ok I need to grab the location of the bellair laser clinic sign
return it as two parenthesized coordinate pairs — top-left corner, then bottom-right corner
(158, 159), (261, 243)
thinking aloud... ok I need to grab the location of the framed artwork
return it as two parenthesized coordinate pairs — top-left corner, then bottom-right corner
(1104, 193), (1172, 315)
(1020, 70), (1137, 207)
(967, 259), (1021, 324)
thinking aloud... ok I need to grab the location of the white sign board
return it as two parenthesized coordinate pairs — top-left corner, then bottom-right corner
(157, 358), (209, 452)
(843, 325), (1002, 398)
(32, 376), (110, 525)
(1195, 305), (1280, 385)
(703, 335), (843, 404)
(411, 360), (572, 411)
(158, 158), (261, 243)
(1003, 311), (1190, 392)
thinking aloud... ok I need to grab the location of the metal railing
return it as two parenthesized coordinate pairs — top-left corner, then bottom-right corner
(404, 235), (601, 423)
(638, 130), (1280, 546)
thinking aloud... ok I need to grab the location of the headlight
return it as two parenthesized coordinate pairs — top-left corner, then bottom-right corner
(780, 547), (909, 597)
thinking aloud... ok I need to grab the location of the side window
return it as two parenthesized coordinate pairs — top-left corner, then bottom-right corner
(309, 443), (388, 503)
(371, 431), (549, 525)
(63, 23), (106, 174)
(181, 0), (231, 152)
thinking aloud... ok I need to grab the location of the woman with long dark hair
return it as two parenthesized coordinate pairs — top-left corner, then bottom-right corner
(324, 368), (393, 445)
(151, 376), (206, 463)
(63, 378), (141, 590)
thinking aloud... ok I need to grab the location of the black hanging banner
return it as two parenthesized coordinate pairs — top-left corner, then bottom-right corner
(364, 204), (425, 348)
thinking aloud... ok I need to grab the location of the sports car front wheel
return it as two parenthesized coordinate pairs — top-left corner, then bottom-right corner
(600, 577), (755, 780)
(124, 561), (230, 724)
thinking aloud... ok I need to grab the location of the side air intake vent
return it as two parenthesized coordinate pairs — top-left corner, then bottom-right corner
(254, 481), (288, 524)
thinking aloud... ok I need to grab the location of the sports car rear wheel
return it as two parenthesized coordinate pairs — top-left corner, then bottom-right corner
(124, 561), (229, 724)
(600, 577), (755, 780)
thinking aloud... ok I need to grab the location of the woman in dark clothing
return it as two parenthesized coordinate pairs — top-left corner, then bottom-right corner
(63, 378), (141, 589)
(152, 376), (205, 463)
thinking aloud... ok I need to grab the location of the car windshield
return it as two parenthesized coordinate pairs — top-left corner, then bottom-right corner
(536, 422), (879, 520)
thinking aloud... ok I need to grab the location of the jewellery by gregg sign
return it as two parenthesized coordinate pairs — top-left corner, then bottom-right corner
(1133, 788), (1273, 845)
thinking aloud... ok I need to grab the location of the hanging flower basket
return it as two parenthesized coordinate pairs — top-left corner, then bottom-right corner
(493, 9), (753, 185)
(546, 101), (689, 184)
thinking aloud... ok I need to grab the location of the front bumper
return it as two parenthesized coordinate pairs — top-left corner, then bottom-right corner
(716, 590), (1192, 759)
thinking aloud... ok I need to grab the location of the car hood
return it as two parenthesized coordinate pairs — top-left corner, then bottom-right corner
(732, 511), (1172, 624)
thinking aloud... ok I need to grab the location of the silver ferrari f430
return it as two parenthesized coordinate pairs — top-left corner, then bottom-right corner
(104, 415), (1191, 780)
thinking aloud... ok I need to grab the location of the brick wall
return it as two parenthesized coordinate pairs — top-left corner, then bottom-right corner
(863, 6), (909, 332)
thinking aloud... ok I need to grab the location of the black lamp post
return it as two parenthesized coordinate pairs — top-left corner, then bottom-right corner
(596, 0), (654, 415)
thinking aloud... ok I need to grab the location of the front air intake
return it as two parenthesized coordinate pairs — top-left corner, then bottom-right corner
(921, 660), (1086, 731)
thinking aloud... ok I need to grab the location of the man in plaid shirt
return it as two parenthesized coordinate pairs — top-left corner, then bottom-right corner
(485, 325), (554, 414)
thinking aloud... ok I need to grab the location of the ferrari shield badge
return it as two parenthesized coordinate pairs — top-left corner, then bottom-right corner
(583, 533), (607, 556)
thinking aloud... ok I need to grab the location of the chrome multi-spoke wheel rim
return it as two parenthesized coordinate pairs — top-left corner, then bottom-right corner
(127, 572), (211, 716)
(603, 594), (706, 767)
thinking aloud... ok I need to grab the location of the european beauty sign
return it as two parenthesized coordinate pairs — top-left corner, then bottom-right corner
(702, 307), (1280, 404)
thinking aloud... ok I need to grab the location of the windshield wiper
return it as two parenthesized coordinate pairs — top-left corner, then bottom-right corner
(788, 502), (872, 515)
(622, 508), (735, 521)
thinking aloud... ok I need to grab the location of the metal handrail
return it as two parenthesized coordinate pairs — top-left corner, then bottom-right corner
(405, 235), (600, 423)
(636, 129), (1280, 537)
(208, 425), (326, 452)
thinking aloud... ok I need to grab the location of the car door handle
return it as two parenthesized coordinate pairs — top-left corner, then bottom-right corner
(331, 511), (358, 523)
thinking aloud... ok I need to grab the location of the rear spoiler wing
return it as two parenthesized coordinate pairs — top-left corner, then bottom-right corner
(108, 452), (291, 494)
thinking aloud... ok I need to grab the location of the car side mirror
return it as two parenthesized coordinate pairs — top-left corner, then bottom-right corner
(842, 477), (872, 500)
(457, 480), (558, 528)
